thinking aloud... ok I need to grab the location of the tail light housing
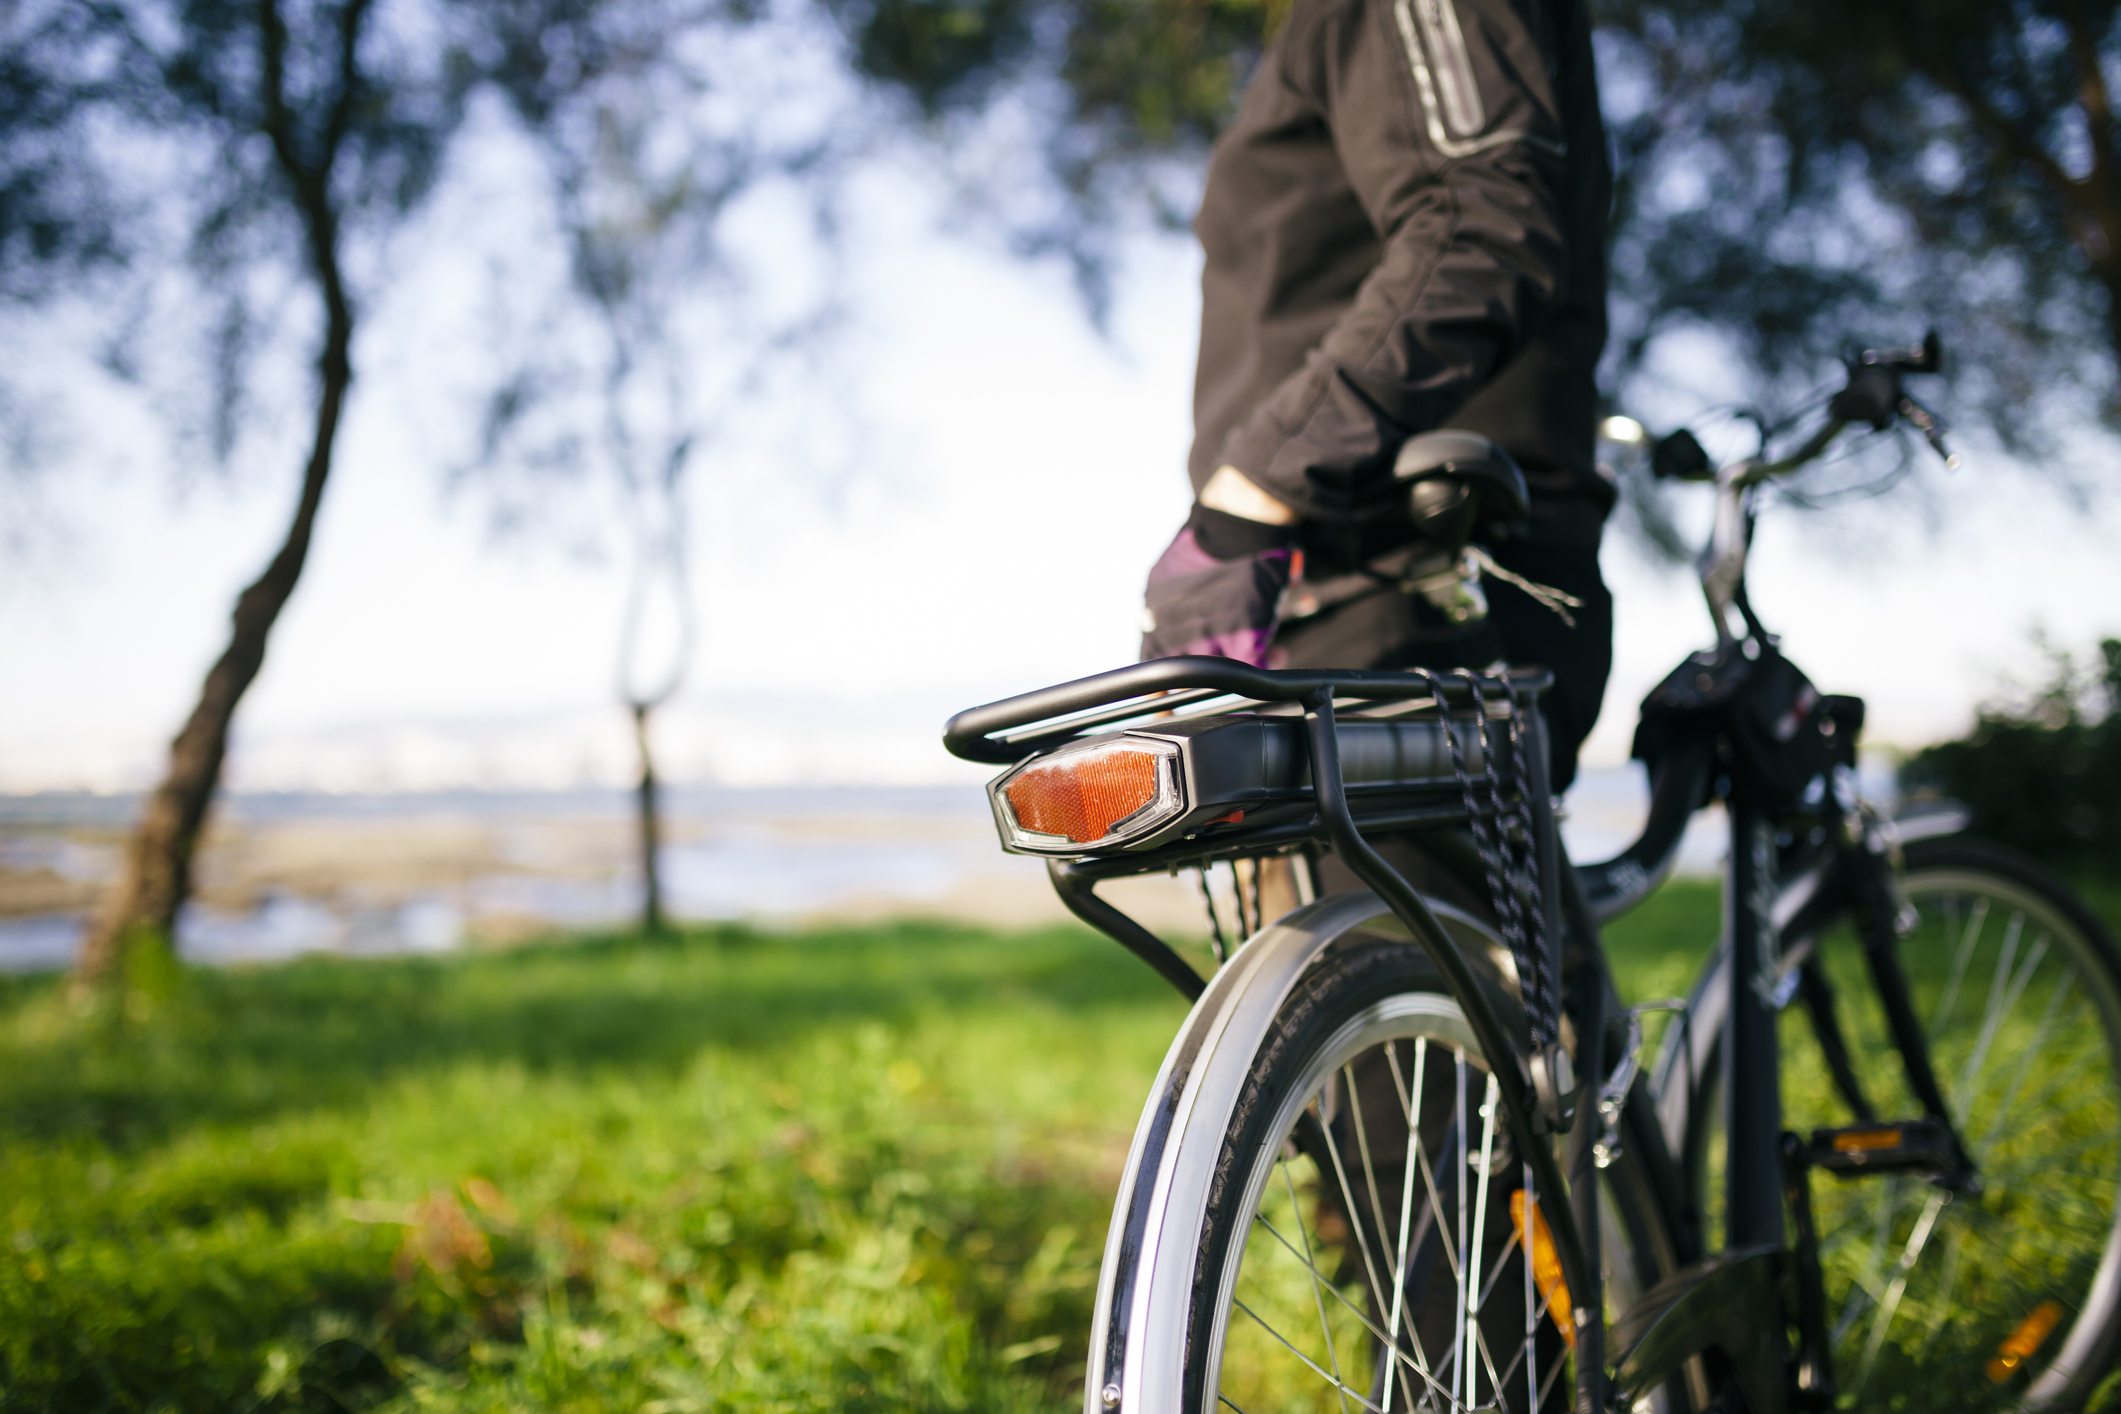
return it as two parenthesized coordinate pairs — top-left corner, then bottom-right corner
(990, 734), (1185, 854)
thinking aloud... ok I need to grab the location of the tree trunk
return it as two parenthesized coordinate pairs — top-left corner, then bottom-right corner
(70, 0), (370, 990)
(72, 309), (352, 989)
(632, 701), (669, 935)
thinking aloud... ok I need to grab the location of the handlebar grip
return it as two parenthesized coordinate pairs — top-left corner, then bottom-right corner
(1829, 365), (1902, 430)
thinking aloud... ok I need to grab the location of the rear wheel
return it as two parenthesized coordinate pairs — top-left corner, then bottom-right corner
(1178, 937), (1679, 1412)
(1780, 837), (2121, 1410)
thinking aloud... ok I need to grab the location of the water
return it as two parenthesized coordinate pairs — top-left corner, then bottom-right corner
(0, 785), (1002, 974)
(0, 766), (1840, 974)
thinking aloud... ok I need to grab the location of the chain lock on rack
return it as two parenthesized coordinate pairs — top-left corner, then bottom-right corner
(1413, 668), (1574, 1128)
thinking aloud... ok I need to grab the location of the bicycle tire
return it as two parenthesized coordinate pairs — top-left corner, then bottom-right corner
(1084, 890), (1684, 1414)
(1668, 835), (2121, 1411)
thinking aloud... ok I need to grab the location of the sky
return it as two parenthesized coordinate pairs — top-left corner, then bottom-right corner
(4, 86), (2119, 797)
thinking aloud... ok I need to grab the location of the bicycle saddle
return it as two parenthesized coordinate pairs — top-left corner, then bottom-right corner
(1392, 429), (1531, 544)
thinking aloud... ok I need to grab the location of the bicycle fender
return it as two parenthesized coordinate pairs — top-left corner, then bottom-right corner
(1613, 1245), (1788, 1414)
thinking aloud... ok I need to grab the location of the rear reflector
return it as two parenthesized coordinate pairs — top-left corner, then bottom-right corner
(992, 736), (1183, 853)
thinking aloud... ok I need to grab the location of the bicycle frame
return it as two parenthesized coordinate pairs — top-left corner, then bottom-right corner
(944, 354), (1979, 1412)
(947, 657), (1612, 1410)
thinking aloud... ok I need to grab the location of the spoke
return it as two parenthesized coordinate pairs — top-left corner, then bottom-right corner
(1523, 1163), (1537, 1414)
(1282, 1158), (1353, 1414)
(1317, 1101), (1429, 1414)
(1477, 1227), (1525, 1310)
(1231, 1289), (1466, 1413)
(1255, 1048), (1445, 1414)
(1537, 1346), (1566, 1408)
(1490, 1309), (1530, 1396)
(1390, 1045), (1462, 1283)
(1830, 1175), (1907, 1346)
(1333, 1072), (1401, 1362)
(1379, 1042), (1430, 1414)
(1391, 1068), (1459, 1288)
(1219, 1396), (1251, 1414)
(1453, 1050), (1469, 1407)
(1232, 1299), (1393, 1414)
(1469, 1317), (1511, 1409)
(1253, 1212), (1430, 1376)
(1993, 1041), (2105, 1143)
(1917, 1224), (1966, 1360)
(1463, 1073), (1499, 1410)
(1929, 895), (1989, 1041)
(1244, 1218), (1468, 1410)
(1851, 1190), (1951, 1395)
(1830, 1283), (1872, 1349)
(1976, 965), (2078, 1152)
(1983, 1115), (2121, 1184)
(1953, 917), (2036, 1125)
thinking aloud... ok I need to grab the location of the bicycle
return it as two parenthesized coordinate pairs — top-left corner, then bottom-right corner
(943, 333), (2121, 1413)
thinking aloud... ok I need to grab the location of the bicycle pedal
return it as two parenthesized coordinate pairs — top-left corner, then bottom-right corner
(1805, 1119), (1955, 1176)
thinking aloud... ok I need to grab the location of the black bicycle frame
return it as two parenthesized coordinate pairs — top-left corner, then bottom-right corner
(946, 655), (1607, 1411)
(947, 649), (1977, 1414)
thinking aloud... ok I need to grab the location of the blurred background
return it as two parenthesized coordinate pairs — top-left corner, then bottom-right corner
(4, 0), (2116, 976)
(4, 2), (2121, 1408)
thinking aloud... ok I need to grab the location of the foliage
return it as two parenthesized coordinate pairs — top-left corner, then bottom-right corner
(838, 0), (2121, 455)
(1903, 637), (2121, 871)
(1598, 0), (2121, 445)
(824, 0), (1286, 145)
(818, 0), (1287, 308)
(0, 0), (472, 467)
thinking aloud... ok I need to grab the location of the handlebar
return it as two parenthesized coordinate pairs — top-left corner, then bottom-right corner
(943, 655), (1552, 765)
(1623, 331), (1957, 647)
(1644, 328), (1956, 488)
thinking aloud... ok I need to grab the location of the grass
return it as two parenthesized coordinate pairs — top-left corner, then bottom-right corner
(2, 875), (2112, 1411)
(0, 921), (1193, 1412)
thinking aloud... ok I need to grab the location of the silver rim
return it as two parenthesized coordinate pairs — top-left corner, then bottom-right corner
(1201, 991), (1570, 1413)
(1788, 865), (2121, 1409)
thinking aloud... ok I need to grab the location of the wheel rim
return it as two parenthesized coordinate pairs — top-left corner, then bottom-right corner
(1785, 864), (2121, 1409)
(1202, 992), (1570, 1413)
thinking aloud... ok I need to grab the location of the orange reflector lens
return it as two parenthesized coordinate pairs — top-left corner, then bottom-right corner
(1833, 1128), (1904, 1153)
(1510, 1190), (1575, 1351)
(1987, 1300), (2063, 1383)
(998, 739), (1179, 848)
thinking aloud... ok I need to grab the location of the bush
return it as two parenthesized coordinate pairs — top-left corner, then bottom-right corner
(1901, 638), (2121, 870)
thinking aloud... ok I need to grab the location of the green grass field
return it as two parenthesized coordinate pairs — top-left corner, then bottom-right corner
(1, 876), (2112, 1412)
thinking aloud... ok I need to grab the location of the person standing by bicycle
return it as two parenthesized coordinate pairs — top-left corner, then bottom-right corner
(1140, 0), (1614, 792)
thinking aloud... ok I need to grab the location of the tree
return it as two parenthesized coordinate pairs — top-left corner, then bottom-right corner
(833, 1), (2121, 456)
(1903, 637), (2121, 869)
(0, 0), (467, 987)
(1598, 0), (2121, 443)
(470, 0), (847, 935)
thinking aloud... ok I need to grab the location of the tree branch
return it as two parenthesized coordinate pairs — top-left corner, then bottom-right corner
(323, 0), (377, 163)
(1917, 48), (2083, 211)
(2056, 0), (2119, 196)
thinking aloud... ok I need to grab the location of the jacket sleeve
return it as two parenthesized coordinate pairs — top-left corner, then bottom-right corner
(1217, 0), (1576, 524)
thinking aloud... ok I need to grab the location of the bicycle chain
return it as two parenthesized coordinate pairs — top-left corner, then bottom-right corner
(1412, 668), (1561, 1049)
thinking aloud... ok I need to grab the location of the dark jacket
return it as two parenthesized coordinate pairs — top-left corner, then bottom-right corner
(1189, 0), (1614, 554)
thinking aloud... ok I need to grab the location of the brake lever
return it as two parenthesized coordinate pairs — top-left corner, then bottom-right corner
(1897, 393), (1960, 469)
